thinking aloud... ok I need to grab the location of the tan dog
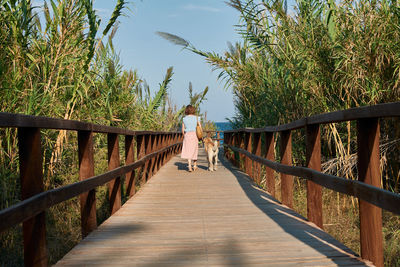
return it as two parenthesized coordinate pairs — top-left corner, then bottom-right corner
(203, 137), (219, 171)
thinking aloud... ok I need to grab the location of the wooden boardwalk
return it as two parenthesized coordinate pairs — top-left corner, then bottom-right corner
(56, 149), (372, 266)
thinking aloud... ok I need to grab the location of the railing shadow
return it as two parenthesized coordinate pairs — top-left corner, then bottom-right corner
(218, 150), (369, 266)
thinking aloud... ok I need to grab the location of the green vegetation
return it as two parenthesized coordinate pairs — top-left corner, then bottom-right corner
(159, 0), (400, 265)
(0, 0), (212, 265)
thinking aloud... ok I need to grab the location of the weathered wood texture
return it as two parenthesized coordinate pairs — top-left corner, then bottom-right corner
(226, 145), (400, 215)
(18, 127), (48, 267)
(357, 119), (383, 267)
(78, 131), (97, 237)
(225, 101), (400, 133)
(56, 150), (371, 267)
(306, 125), (323, 229)
(253, 133), (262, 184)
(108, 133), (121, 215)
(0, 142), (182, 233)
(0, 112), (178, 135)
(264, 132), (275, 198)
(280, 130), (293, 209)
(125, 135), (135, 197)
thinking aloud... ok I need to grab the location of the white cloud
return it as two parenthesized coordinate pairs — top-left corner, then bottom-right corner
(182, 4), (220, 13)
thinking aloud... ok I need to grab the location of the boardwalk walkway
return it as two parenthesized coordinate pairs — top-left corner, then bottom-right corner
(56, 149), (372, 266)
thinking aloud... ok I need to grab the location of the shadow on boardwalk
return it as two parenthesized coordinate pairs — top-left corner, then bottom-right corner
(218, 149), (370, 266)
(56, 148), (371, 266)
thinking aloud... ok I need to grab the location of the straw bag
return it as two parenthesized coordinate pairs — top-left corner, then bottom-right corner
(196, 116), (203, 139)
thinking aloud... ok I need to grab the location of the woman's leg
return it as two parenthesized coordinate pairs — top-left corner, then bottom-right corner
(188, 159), (192, 171)
(193, 160), (198, 170)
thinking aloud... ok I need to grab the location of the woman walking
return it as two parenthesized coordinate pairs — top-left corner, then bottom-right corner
(181, 105), (202, 172)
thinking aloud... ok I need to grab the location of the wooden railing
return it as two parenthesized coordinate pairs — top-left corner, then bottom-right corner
(203, 130), (224, 143)
(0, 113), (183, 266)
(223, 102), (400, 267)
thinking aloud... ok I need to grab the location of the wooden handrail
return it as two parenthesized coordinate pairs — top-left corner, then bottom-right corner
(225, 145), (400, 214)
(225, 101), (400, 133)
(0, 113), (183, 266)
(223, 102), (400, 267)
(0, 142), (181, 233)
(203, 130), (223, 143)
(0, 112), (175, 135)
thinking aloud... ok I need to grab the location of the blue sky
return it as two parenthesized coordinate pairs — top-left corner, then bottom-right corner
(95, 0), (241, 122)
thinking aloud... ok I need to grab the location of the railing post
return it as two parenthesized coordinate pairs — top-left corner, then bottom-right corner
(244, 132), (253, 178)
(306, 124), (323, 229)
(168, 134), (172, 159)
(253, 133), (262, 185)
(107, 133), (121, 215)
(232, 132), (239, 167)
(149, 134), (157, 177)
(125, 135), (136, 198)
(136, 135), (145, 184)
(280, 130), (293, 208)
(141, 134), (150, 182)
(224, 132), (230, 160)
(236, 132), (243, 170)
(154, 134), (160, 174)
(78, 130), (97, 238)
(175, 133), (180, 154)
(163, 134), (169, 163)
(180, 133), (184, 151)
(159, 134), (165, 167)
(158, 134), (164, 170)
(18, 127), (47, 267)
(357, 118), (383, 267)
(264, 132), (275, 197)
(156, 134), (162, 172)
(167, 134), (172, 160)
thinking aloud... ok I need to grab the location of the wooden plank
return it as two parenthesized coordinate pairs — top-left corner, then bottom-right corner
(306, 124), (323, 229)
(357, 118), (383, 267)
(78, 130), (97, 237)
(280, 130), (293, 208)
(55, 150), (371, 267)
(18, 127), (47, 267)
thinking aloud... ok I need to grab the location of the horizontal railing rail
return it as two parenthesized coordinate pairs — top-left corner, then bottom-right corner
(225, 101), (400, 133)
(0, 112), (174, 135)
(0, 142), (181, 232)
(226, 145), (400, 214)
(223, 101), (400, 267)
(203, 130), (224, 143)
(0, 112), (183, 266)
